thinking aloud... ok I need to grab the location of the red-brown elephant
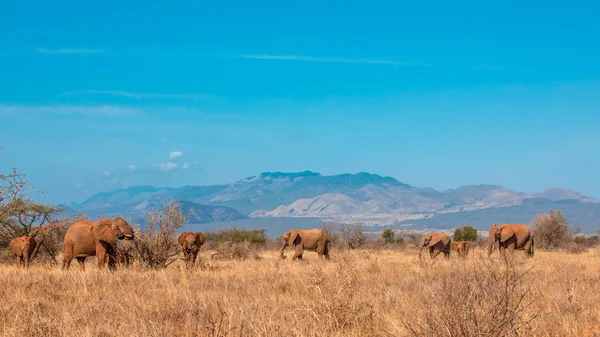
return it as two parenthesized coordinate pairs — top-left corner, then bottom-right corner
(63, 217), (135, 270)
(9, 235), (37, 267)
(279, 228), (330, 260)
(178, 231), (206, 267)
(487, 223), (534, 257)
(419, 232), (451, 261)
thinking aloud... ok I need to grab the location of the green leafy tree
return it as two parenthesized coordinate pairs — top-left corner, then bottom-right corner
(453, 225), (479, 242)
(382, 228), (395, 243)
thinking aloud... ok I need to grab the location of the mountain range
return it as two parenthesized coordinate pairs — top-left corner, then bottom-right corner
(65, 171), (600, 232)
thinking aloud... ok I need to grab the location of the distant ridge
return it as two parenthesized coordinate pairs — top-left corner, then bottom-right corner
(66, 171), (600, 232)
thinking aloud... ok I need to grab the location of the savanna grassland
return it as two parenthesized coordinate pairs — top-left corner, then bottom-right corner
(1, 246), (599, 337)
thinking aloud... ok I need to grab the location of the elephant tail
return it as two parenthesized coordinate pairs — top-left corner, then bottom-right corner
(530, 235), (535, 257)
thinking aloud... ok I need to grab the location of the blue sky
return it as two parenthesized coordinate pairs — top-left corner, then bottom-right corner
(1, 1), (600, 204)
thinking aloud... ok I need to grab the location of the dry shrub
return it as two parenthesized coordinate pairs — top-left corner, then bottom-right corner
(402, 254), (539, 336)
(565, 241), (587, 254)
(301, 257), (375, 335)
(532, 208), (572, 250)
(210, 241), (261, 261)
(133, 199), (187, 269)
(114, 239), (137, 266)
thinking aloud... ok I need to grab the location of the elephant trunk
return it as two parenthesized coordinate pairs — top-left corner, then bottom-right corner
(23, 245), (31, 267)
(279, 242), (287, 259)
(487, 235), (494, 256)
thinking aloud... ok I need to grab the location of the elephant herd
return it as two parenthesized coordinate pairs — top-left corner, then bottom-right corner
(6, 217), (535, 269)
(418, 223), (535, 261)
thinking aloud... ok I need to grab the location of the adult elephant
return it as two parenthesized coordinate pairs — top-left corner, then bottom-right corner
(279, 228), (330, 260)
(178, 231), (206, 267)
(9, 235), (37, 268)
(487, 223), (534, 257)
(63, 217), (135, 270)
(450, 241), (472, 257)
(418, 232), (451, 261)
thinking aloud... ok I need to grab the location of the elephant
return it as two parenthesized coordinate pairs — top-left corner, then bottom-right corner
(178, 231), (206, 267)
(279, 228), (330, 260)
(418, 232), (451, 261)
(9, 235), (37, 267)
(62, 217), (135, 270)
(450, 241), (472, 257)
(487, 223), (534, 257)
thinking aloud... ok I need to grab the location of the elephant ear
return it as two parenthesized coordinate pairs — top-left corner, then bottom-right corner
(499, 226), (514, 243)
(178, 232), (189, 249)
(465, 242), (472, 249)
(429, 234), (441, 247)
(195, 232), (206, 246)
(93, 219), (117, 243)
(288, 230), (300, 245)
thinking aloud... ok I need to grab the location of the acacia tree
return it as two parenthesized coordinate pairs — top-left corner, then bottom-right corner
(453, 225), (479, 242)
(1, 147), (67, 263)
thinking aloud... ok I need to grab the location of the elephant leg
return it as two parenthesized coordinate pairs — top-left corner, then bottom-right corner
(106, 245), (117, 271)
(499, 244), (506, 257)
(431, 249), (442, 262)
(323, 245), (330, 260)
(76, 257), (86, 270)
(15, 254), (20, 266)
(523, 239), (533, 257)
(96, 244), (109, 269)
(63, 256), (72, 270)
(293, 244), (304, 260)
(316, 240), (326, 259)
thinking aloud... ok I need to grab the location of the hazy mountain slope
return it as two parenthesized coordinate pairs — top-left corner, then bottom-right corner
(77, 199), (246, 224)
(70, 171), (600, 229)
(440, 185), (532, 212)
(403, 198), (600, 232)
(534, 188), (600, 203)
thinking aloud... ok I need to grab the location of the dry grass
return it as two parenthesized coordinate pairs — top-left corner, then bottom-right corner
(1, 246), (600, 337)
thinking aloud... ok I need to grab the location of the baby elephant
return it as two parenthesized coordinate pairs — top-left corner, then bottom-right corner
(9, 235), (37, 267)
(450, 241), (472, 257)
(178, 231), (206, 267)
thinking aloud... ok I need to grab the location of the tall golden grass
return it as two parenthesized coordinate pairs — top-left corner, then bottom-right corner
(1, 246), (599, 336)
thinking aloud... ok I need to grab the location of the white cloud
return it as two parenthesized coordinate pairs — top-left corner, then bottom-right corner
(169, 151), (183, 160)
(182, 162), (190, 169)
(239, 54), (432, 67)
(127, 165), (136, 170)
(59, 90), (211, 99)
(158, 162), (178, 171)
(36, 48), (105, 54)
(0, 104), (143, 117)
(103, 170), (111, 176)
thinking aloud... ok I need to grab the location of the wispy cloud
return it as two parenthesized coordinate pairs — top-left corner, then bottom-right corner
(239, 54), (433, 67)
(127, 165), (136, 170)
(36, 48), (105, 54)
(59, 90), (212, 99)
(169, 151), (184, 160)
(0, 104), (143, 117)
(158, 162), (178, 171)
